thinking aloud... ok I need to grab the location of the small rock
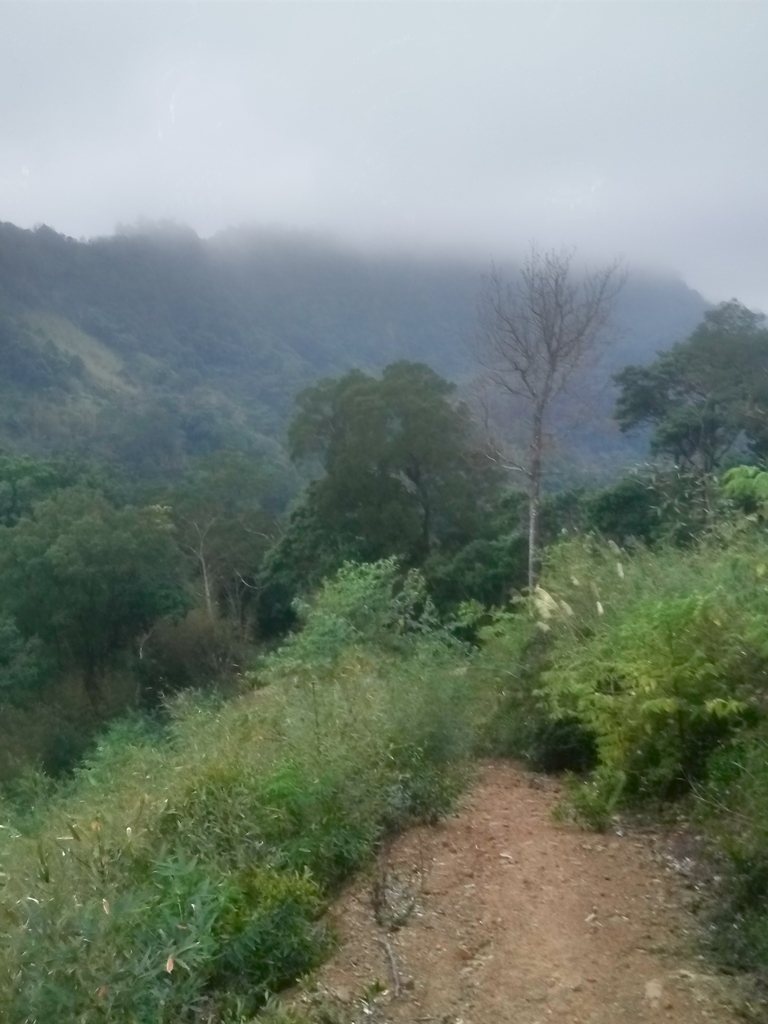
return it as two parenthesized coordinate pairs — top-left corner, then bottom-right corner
(644, 978), (664, 1007)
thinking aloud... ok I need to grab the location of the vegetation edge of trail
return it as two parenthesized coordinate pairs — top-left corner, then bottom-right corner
(0, 560), (485, 1023)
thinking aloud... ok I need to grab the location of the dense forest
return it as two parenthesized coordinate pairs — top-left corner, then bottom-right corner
(3, 222), (768, 1022)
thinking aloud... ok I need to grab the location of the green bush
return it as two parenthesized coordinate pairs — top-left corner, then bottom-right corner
(530, 532), (768, 799)
(0, 559), (482, 1022)
(584, 469), (723, 548)
(423, 533), (528, 612)
(15, 857), (325, 1023)
(471, 609), (595, 772)
(696, 728), (768, 975)
(555, 766), (626, 832)
(139, 607), (251, 701)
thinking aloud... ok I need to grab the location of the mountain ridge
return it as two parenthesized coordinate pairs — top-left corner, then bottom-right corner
(0, 220), (708, 476)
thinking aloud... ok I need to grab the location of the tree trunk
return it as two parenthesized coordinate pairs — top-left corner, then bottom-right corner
(199, 547), (214, 619)
(528, 408), (544, 593)
(190, 519), (216, 620)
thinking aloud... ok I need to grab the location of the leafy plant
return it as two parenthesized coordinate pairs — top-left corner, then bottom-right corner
(0, 487), (188, 708)
(0, 558), (481, 1022)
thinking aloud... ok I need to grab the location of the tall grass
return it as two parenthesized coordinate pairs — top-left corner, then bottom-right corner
(493, 521), (768, 978)
(0, 560), (484, 1023)
(530, 529), (768, 803)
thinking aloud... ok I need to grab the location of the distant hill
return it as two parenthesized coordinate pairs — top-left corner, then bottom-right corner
(0, 220), (708, 480)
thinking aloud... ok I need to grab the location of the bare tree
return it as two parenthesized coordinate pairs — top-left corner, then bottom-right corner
(476, 245), (624, 591)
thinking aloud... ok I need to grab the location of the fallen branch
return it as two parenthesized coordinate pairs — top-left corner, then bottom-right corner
(378, 935), (401, 998)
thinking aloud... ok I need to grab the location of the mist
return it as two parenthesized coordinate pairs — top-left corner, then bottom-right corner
(1, 3), (766, 309)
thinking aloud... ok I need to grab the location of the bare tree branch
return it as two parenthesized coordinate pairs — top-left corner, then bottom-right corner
(475, 245), (624, 591)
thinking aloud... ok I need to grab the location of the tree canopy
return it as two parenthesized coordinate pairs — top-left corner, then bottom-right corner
(614, 300), (768, 471)
(0, 488), (187, 706)
(161, 450), (284, 624)
(258, 361), (502, 631)
(289, 360), (500, 561)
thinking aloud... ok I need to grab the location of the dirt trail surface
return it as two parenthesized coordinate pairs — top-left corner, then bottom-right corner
(295, 762), (743, 1024)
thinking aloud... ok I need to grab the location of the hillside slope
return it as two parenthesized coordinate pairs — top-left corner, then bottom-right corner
(0, 221), (708, 474)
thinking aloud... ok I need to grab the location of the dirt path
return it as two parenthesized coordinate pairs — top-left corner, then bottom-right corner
(293, 762), (744, 1024)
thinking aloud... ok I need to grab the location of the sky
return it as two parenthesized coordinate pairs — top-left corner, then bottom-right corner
(1, 2), (767, 310)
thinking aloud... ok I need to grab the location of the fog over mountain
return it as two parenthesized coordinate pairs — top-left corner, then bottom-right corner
(0, 3), (766, 311)
(0, 219), (706, 485)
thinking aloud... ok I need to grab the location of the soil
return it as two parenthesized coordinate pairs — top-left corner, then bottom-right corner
(290, 762), (750, 1024)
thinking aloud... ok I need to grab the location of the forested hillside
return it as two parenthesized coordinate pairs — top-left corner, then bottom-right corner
(0, 221), (706, 477)
(2, 220), (768, 1021)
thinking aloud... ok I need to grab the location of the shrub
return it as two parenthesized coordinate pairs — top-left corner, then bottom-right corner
(473, 613), (595, 771)
(545, 591), (751, 796)
(584, 470), (722, 548)
(528, 533), (768, 799)
(14, 858), (325, 1024)
(697, 727), (768, 975)
(139, 607), (251, 701)
(423, 533), (528, 612)
(555, 766), (626, 832)
(0, 559), (482, 1022)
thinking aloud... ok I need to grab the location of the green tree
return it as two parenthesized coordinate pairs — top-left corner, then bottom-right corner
(0, 455), (66, 526)
(0, 488), (187, 707)
(289, 361), (498, 562)
(259, 362), (500, 633)
(615, 300), (768, 472)
(256, 493), (360, 635)
(0, 616), (49, 704)
(164, 450), (283, 624)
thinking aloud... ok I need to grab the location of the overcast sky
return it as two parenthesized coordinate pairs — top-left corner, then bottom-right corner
(1, 2), (766, 309)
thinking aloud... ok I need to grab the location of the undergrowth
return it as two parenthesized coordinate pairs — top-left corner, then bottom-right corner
(12, 498), (768, 1017)
(501, 515), (768, 982)
(0, 559), (486, 1023)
